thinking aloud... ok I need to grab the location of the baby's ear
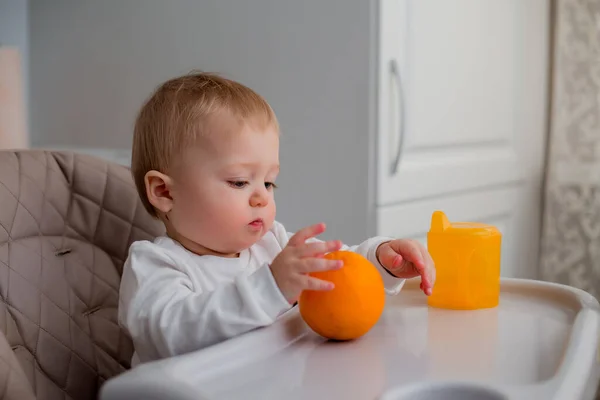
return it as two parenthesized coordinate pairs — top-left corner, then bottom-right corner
(144, 170), (173, 214)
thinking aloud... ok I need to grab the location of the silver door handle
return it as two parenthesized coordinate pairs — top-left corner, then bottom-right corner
(389, 59), (405, 176)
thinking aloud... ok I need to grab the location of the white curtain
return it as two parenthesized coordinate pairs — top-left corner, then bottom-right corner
(540, 4), (600, 397)
(540, 0), (600, 301)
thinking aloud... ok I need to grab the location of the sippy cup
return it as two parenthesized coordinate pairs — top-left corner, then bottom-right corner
(427, 211), (501, 310)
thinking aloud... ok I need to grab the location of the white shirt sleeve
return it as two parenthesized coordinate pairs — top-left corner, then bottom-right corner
(118, 241), (291, 363)
(271, 222), (405, 295)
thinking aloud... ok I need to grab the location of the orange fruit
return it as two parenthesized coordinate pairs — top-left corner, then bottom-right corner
(298, 250), (386, 340)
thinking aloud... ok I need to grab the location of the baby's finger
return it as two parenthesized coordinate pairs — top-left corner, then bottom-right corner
(299, 257), (343, 273)
(301, 275), (335, 291)
(390, 240), (425, 268)
(416, 245), (436, 293)
(378, 244), (404, 271)
(288, 223), (326, 247)
(412, 259), (434, 296)
(297, 240), (343, 258)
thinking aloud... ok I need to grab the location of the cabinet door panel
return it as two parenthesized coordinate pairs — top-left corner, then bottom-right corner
(376, 0), (549, 279)
(377, 0), (524, 206)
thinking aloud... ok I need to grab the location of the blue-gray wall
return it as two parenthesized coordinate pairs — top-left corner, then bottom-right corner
(29, 0), (376, 244)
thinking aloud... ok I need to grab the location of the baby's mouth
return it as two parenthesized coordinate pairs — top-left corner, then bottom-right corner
(249, 219), (263, 227)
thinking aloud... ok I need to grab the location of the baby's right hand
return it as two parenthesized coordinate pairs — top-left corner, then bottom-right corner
(270, 223), (343, 304)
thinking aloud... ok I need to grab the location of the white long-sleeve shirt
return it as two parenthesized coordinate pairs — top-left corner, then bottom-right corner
(118, 221), (405, 366)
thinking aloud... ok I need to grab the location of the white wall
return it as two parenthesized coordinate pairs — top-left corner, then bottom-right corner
(30, 0), (376, 244)
(0, 0), (29, 129)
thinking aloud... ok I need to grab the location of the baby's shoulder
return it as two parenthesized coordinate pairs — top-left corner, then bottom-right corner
(127, 236), (189, 267)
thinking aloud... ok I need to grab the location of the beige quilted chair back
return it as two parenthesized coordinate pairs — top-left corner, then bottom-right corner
(0, 150), (164, 400)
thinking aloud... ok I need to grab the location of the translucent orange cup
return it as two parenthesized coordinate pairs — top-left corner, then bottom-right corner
(427, 211), (501, 310)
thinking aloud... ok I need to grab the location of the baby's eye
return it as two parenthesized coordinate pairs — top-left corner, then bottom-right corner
(228, 181), (248, 188)
(265, 182), (278, 190)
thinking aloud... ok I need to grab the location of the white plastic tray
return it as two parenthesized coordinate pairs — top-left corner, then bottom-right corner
(100, 278), (600, 400)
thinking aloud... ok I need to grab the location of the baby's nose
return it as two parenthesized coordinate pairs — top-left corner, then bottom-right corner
(250, 191), (269, 207)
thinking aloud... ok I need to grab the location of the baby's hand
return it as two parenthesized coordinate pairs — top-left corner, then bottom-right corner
(376, 239), (436, 296)
(270, 223), (343, 304)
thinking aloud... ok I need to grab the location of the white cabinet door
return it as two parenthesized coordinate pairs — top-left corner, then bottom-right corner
(376, 0), (549, 278)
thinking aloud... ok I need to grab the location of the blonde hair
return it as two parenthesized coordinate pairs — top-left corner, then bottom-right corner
(131, 72), (279, 218)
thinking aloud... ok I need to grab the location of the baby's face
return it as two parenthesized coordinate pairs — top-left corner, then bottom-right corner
(167, 119), (279, 257)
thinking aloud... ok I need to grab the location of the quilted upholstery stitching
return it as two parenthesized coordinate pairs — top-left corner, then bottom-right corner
(56, 152), (75, 254)
(13, 154), (21, 237)
(35, 151), (52, 233)
(91, 163), (108, 247)
(0, 241), (116, 308)
(65, 254), (73, 398)
(0, 366), (9, 399)
(5, 275), (101, 378)
(0, 338), (34, 400)
(31, 358), (36, 397)
(15, 153), (50, 239)
(6, 178), (19, 237)
(0, 256), (73, 340)
(3, 153), (70, 219)
(20, 166), (69, 219)
(0, 154), (20, 237)
(7, 300), (116, 397)
(116, 205), (139, 363)
(87, 242), (100, 382)
(0, 150), (165, 399)
(34, 152), (46, 366)
(60, 163), (155, 251)
(67, 190), (148, 257)
(74, 158), (132, 188)
(33, 363), (70, 398)
(70, 195), (132, 264)
(47, 153), (71, 184)
(19, 152), (47, 176)
(71, 245), (119, 296)
(65, 155), (153, 233)
(0, 182), (18, 238)
(0, 180), (41, 238)
(33, 306), (39, 359)
(32, 165), (148, 267)
(0, 250), (106, 361)
(0, 225), (8, 242)
(65, 351), (72, 396)
(36, 255), (42, 356)
(4, 280), (9, 347)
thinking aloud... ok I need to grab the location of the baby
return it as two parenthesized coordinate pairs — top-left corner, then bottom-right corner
(118, 72), (436, 366)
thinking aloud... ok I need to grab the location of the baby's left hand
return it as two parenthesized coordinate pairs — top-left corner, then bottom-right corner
(376, 239), (436, 296)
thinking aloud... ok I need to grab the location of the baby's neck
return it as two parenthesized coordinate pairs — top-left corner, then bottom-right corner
(165, 227), (240, 258)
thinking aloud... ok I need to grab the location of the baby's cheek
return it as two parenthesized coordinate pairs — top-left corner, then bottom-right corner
(264, 203), (277, 229)
(212, 200), (246, 226)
